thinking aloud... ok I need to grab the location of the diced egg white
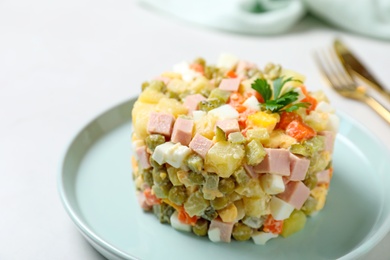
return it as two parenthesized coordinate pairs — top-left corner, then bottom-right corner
(170, 211), (192, 232)
(166, 144), (192, 168)
(217, 53), (239, 69)
(270, 196), (295, 220)
(192, 110), (206, 121)
(208, 104), (239, 120)
(152, 142), (175, 165)
(132, 139), (144, 152)
(260, 174), (285, 195)
(173, 61), (201, 82)
(242, 96), (260, 111)
(251, 231), (278, 245)
(208, 228), (221, 242)
(315, 101), (335, 113)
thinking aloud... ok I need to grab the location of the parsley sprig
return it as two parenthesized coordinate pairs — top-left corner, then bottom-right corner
(251, 77), (309, 113)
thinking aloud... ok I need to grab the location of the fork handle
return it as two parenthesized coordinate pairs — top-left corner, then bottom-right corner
(364, 95), (390, 124)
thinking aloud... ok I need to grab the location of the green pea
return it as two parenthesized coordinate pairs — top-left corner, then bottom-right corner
(152, 182), (172, 199)
(192, 219), (209, 236)
(186, 154), (204, 174)
(153, 203), (174, 224)
(168, 186), (187, 206)
(142, 169), (154, 187)
(188, 171), (204, 185)
(302, 196), (318, 216)
(232, 222), (253, 241)
(304, 173), (317, 190)
(145, 134), (165, 152)
(152, 168), (169, 186)
(218, 177), (236, 195)
(199, 98), (222, 112)
(210, 197), (229, 210)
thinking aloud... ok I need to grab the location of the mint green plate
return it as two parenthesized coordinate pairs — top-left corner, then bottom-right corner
(58, 98), (390, 260)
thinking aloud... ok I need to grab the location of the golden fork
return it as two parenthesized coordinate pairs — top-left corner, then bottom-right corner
(314, 49), (390, 125)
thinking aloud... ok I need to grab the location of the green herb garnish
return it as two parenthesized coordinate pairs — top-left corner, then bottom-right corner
(251, 77), (309, 113)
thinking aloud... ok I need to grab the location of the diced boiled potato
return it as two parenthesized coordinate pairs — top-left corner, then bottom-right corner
(246, 128), (269, 143)
(173, 61), (202, 82)
(270, 196), (294, 220)
(218, 203), (238, 223)
(305, 110), (329, 132)
(280, 69), (306, 86)
(156, 97), (188, 117)
(167, 78), (190, 95)
(234, 200), (246, 222)
(132, 101), (156, 140)
(315, 101), (335, 113)
(310, 90), (329, 103)
(194, 113), (218, 139)
(260, 174), (285, 195)
(192, 110), (206, 121)
(252, 231), (278, 245)
(170, 211), (192, 232)
(204, 142), (245, 178)
(189, 76), (214, 95)
(310, 185), (328, 211)
(281, 210), (307, 238)
(217, 53), (239, 69)
(243, 196), (269, 218)
(247, 111), (280, 133)
(263, 129), (296, 149)
(138, 88), (166, 104)
(326, 114), (340, 133)
(161, 71), (182, 80)
(236, 179), (266, 198)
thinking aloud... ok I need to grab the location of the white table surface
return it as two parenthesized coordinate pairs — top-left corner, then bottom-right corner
(1, 0), (389, 259)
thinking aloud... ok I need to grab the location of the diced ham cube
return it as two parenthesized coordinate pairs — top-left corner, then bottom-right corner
(254, 148), (290, 176)
(216, 119), (240, 137)
(171, 117), (194, 146)
(316, 169), (330, 184)
(135, 146), (151, 169)
(289, 153), (310, 181)
(218, 78), (241, 92)
(236, 60), (256, 73)
(147, 112), (175, 137)
(244, 164), (258, 178)
(208, 219), (234, 243)
(189, 133), (214, 158)
(277, 181), (310, 210)
(183, 94), (206, 113)
(319, 131), (335, 153)
(137, 192), (152, 211)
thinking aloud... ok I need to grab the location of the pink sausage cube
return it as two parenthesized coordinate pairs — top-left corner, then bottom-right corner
(216, 119), (240, 137)
(289, 153), (310, 181)
(189, 133), (214, 158)
(244, 164), (258, 178)
(218, 78), (241, 92)
(136, 146), (151, 169)
(277, 181), (310, 210)
(171, 117), (194, 146)
(137, 192), (152, 211)
(147, 112), (175, 137)
(183, 94), (206, 113)
(153, 76), (170, 85)
(254, 148), (290, 176)
(209, 219), (234, 243)
(316, 169), (330, 184)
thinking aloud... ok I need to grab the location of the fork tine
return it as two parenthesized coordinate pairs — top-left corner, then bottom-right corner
(328, 48), (355, 88)
(313, 50), (341, 89)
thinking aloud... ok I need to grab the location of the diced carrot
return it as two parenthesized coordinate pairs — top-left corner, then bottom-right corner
(144, 188), (161, 206)
(263, 214), (283, 234)
(190, 63), (204, 74)
(254, 91), (264, 103)
(226, 70), (237, 78)
(285, 120), (316, 141)
(238, 108), (256, 129)
(177, 207), (198, 226)
(277, 111), (302, 130)
(300, 86), (317, 112)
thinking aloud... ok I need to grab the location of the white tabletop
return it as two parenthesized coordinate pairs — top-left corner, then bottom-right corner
(1, 0), (389, 259)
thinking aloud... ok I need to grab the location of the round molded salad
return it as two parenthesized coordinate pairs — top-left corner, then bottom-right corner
(131, 54), (339, 244)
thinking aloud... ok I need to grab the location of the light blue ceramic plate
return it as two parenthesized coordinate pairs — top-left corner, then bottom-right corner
(58, 98), (390, 260)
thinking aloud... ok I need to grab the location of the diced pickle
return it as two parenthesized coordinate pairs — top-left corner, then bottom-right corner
(202, 206), (218, 221)
(290, 143), (311, 157)
(152, 168), (169, 186)
(203, 173), (222, 200)
(152, 182), (172, 199)
(184, 190), (210, 217)
(218, 177), (236, 195)
(145, 134), (166, 152)
(186, 154), (204, 174)
(246, 128), (269, 142)
(215, 126), (227, 142)
(192, 219), (209, 236)
(301, 196), (318, 216)
(303, 173), (317, 190)
(153, 203), (175, 224)
(232, 223), (253, 241)
(141, 81), (149, 91)
(209, 88), (231, 103)
(193, 57), (206, 67)
(204, 66), (220, 80)
(245, 140), (266, 166)
(233, 167), (250, 185)
(242, 216), (264, 229)
(167, 167), (182, 186)
(228, 132), (246, 144)
(281, 210), (307, 238)
(142, 169), (154, 187)
(290, 136), (325, 157)
(199, 98), (222, 112)
(168, 186), (187, 206)
(148, 80), (166, 92)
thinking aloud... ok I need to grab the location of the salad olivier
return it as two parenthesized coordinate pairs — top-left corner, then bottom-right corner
(131, 54), (338, 244)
